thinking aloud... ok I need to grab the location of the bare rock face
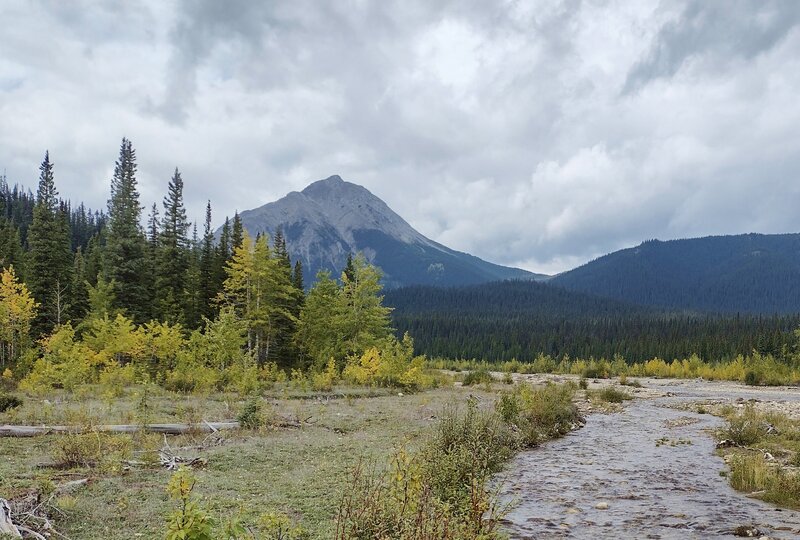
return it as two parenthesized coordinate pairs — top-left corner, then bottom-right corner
(233, 175), (541, 288)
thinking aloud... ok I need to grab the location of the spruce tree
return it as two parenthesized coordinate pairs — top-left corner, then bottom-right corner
(231, 211), (243, 251)
(26, 152), (73, 333)
(0, 220), (23, 272)
(157, 168), (190, 324)
(183, 223), (202, 328)
(198, 201), (216, 321)
(70, 247), (89, 321)
(292, 260), (304, 293)
(105, 138), (149, 322)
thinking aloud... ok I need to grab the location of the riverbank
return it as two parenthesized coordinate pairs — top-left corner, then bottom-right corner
(498, 375), (800, 539)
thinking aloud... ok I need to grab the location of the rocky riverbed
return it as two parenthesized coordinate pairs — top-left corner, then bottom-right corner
(498, 376), (800, 539)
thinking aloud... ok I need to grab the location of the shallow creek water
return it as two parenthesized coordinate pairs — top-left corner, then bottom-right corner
(500, 380), (800, 539)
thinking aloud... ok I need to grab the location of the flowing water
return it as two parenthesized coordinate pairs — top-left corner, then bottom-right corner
(500, 380), (800, 539)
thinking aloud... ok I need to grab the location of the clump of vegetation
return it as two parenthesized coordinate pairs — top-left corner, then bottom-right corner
(335, 384), (582, 538)
(496, 383), (582, 446)
(336, 401), (514, 539)
(719, 406), (800, 509)
(461, 369), (493, 387)
(0, 393), (22, 412)
(342, 334), (436, 391)
(237, 396), (266, 430)
(729, 454), (800, 508)
(589, 386), (633, 404)
(51, 431), (132, 470)
(165, 466), (215, 540)
(433, 350), (800, 387)
(722, 405), (770, 446)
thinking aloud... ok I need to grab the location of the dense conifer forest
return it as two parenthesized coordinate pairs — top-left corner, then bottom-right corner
(386, 282), (800, 362)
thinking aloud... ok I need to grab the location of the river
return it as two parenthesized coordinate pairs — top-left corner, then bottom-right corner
(499, 379), (800, 539)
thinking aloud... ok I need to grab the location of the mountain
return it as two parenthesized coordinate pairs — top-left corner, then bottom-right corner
(551, 233), (800, 314)
(234, 175), (545, 287)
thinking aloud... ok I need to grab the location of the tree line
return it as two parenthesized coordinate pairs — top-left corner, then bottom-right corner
(0, 139), (423, 390)
(386, 282), (800, 363)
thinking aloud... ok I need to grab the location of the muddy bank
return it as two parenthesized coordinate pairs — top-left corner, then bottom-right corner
(499, 377), (800, 539)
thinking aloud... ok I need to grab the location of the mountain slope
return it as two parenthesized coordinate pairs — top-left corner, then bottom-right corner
(551, 233), (800, 314)
(384, 280), (798, 362)
(235, 175), (544, 287)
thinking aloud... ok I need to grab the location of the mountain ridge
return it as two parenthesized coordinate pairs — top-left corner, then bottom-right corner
(551, 232), (800, 314)
(233, 175), (544, 287)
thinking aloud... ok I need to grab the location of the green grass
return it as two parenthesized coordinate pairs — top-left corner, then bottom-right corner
(719, 405), (800, 509)
(588, 386), (633, 404)
(0, 385), (493, 539)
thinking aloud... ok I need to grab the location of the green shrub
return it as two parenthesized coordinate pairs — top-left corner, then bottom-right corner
(578, 378), (588, 390)
(723, 405), (769, 446)
(165, 466), (215, 540)
(0, 394), (22, 412)
(461, 369), (493, 386)
(335, 401), (514, 539)
(590, 387), (633, 403)
(237, 397), (264, 430)
(498, 383), (581, 446)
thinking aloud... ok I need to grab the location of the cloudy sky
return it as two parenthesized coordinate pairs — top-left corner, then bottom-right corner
(1, 1), (799, 274)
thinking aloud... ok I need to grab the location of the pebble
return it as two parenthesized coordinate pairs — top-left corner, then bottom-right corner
(595, 502), (609, 510)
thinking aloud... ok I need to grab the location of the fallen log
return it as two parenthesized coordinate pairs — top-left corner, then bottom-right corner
(0, 421), (240, 438)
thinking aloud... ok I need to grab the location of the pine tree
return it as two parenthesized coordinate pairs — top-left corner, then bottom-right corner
(26, 152), (73, 333)
(156, 168), (190, 324)
(105, 138), (149, 322)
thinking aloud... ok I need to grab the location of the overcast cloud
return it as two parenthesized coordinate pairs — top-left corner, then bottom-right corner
(1, 0), (799, 274)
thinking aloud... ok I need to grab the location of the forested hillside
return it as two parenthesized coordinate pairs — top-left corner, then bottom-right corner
(551, 235), (800, 314)
(0, 140), (427, 395)
(386, 281), (799, 362)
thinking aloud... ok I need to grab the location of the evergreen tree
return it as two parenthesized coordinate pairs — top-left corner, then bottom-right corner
(105, 138), (149, 322)
(70, 247), (89, 321)
(156, 168), (190, 324)
(26, 152), (73, 332)
(198, 201), (216, 321)
(292, 260), (304, 293)
(0, 220), (23, 272)
(343, 253), (356, 282)
(231, 211), (243, 251)
(183, 223), (202, 329)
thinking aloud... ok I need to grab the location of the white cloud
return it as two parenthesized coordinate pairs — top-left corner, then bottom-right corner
(0, 0), (799, 273)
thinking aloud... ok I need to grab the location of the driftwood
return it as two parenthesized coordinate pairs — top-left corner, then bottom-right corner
(0, 498), (22, 537)
(0, 421), (240, 438)
(2, 478), (88, 539)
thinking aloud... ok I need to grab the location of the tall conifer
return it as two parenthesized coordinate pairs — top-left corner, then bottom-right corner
(26, 152), (73, 332)
(105, 138), (149, 322)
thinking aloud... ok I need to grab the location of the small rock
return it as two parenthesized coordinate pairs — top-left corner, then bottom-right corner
(595, 502), (609, 510)
(732, 525), (763, 537)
